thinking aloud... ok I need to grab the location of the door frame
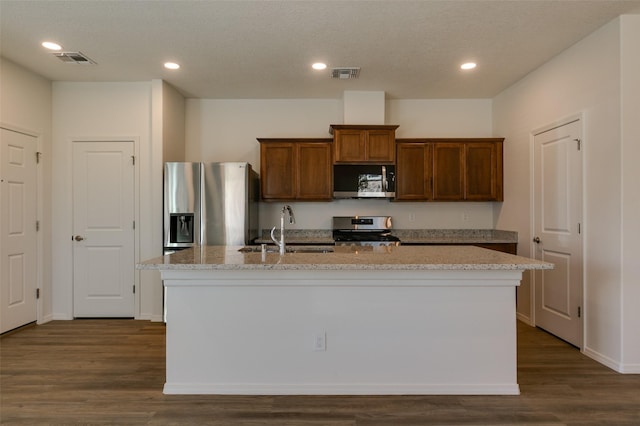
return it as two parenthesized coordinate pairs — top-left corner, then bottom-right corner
(0, 123), (44, 326)
(68, 137), (140, 319)
(529, 112), (585, 347)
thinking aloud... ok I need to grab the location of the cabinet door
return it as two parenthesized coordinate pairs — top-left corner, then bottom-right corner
(433, 143), (464, 200)
(297, 143), (332, 200)
(260, 143), (295, 200)
(396, 143), (432, 200)
(465, 143), (498, 200)
(367, 130), (395, 162)
(334, 129), (366, 163)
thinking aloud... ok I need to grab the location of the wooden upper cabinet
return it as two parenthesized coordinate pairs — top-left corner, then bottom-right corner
(396, 142), (432, 200)
(258, 138), (332, 201)
(296, 142), (333, 200)
(433, 143), (465, 200)
(465, 142), (502, 201)
(395, 138), (504, 202)
(259, 142), (296, 200)
(331, 125), (398, 163)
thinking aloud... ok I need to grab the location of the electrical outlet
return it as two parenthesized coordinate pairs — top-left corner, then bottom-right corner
(313, 332), (326, 351)
(462, 212), (470, 222)
(409, 213), (416, 222)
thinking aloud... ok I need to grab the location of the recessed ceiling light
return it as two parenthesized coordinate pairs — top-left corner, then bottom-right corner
(42, 41), (62, 51)
(164, 62), (180, 70)
(312, 62), (327, 70)
(461, 62), (477, 70)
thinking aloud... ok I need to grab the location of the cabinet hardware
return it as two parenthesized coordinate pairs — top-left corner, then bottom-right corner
(574, 138), (581, 151)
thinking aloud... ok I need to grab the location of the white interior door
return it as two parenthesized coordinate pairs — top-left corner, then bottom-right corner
(533, 119), (583, 347)
(0, 128), (38, 333)
(72, 141), (135, 317)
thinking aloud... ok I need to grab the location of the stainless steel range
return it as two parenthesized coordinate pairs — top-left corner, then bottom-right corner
(332, 216), (401, 247)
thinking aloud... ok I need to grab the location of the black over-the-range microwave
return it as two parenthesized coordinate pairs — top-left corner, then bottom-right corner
(333, 164), (396, 199)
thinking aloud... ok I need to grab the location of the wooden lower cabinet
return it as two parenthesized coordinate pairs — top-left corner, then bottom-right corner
(258, 138), (332, 201)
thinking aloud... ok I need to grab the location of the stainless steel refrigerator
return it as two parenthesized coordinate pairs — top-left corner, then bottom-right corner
(163, 162), (259, 253)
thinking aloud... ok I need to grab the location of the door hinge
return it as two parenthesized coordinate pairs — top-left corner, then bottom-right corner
(133, 221), (135, 230)
(574, 138), (581, 151)
(578, 306), (582, 318)
(131, 155), (135, 165)
(36, 152), (42, 163)
(133, 285), (136, 294)
(36, 288), (40, 299)
(36, 220), (40, 231)
(578, 223), (581, 234)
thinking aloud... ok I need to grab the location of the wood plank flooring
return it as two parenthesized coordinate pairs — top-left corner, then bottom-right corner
(1, 320), (639, 425)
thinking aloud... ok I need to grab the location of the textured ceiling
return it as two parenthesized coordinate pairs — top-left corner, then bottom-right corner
(2, 0), (640, 99)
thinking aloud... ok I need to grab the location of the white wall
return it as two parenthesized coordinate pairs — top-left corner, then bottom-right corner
(620, 15), (640, 372)
(160, 81), (186, 163)
(493, 16), (640, 372)
(0, 58), (53, 323)
(185, 98), (496, 230)
(52, 82), (159, 320)
(141, 80), (187, 320)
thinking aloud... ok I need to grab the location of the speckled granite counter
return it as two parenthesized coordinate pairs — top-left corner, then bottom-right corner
(394, 229), (517, 244)
(254, 229), (517, 245)
(138, 244), (549, 271)
(254, 229), (333, 245)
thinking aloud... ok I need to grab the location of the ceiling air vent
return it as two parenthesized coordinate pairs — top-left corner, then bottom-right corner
(52, 52), (96, 65)
(331, 67), (360, 79)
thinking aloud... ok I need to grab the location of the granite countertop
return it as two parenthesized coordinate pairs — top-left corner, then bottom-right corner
(138, 245), (552, 271)
(254, 229), (518, 245)
(395, 229), (518, 244)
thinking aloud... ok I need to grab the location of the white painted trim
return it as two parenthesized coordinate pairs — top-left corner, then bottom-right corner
(531, 113), (582, 137)
(68, 136), (140, 319)
(516, 312), (534, 326)
(159, 268), (525, 285)
(163, 383), (520, 396)
(583, 346), (623, 373)
(0, 124), (46, 326)
(529, 113), (586, 349)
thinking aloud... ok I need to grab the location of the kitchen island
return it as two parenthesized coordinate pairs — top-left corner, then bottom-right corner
(138, 245), (552, 396)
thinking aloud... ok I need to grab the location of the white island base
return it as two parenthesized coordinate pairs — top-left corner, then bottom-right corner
(161, 268), (523, 396)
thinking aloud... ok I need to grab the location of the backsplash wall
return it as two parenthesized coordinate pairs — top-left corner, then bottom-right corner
(259, 200), (495, 231)
(185, 97), (496, 230)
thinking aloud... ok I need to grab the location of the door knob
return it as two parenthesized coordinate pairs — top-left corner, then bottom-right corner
(74, 235), (85, 242)
(533, 236), (541, 244)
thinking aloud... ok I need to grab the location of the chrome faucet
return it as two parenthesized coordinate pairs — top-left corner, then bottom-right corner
(270, 205), (295, 255)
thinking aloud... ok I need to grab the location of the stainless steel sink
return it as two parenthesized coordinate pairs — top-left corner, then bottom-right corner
(239, 245), (334, 254)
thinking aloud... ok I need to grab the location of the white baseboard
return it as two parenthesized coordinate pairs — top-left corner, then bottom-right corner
(38, 314), (54, 324)
(516, 312), (534, 326)
(163, 382), (520, 396)
(52, 313), (73, 320)
(583, 346), (624, 373)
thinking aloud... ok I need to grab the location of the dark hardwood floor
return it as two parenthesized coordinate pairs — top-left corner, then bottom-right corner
(1, 320), (638, 425)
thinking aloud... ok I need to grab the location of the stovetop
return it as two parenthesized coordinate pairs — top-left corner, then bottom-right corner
(332, 215), (400, 243)
(332, 231), (400, 242)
